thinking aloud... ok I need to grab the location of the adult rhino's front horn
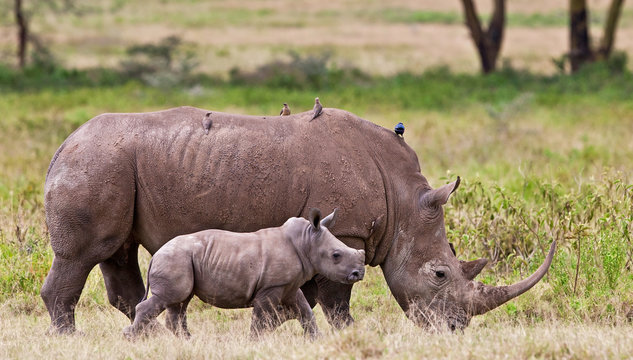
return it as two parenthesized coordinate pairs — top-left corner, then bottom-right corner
(467, 241), (556, 316)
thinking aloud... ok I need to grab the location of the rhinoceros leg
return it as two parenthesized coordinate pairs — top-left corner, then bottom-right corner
(250, 288), (284, 339)
(99, 240), (145, 321)
(291, 289), (319, 338)
(40, 256), (95, 334)
(267, 289), (319, 338)
(315, 275), (354, 329)
(124, 295), (168, 339)
(165, 294), (194, 338)
(300, 279), (319, 308)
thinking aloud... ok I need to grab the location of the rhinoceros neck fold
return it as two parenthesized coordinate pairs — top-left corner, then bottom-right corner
(285, 222), (316, 282)
(362, 136), (427, 268)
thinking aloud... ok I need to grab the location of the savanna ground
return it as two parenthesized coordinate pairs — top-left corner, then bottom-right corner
(1, 0), (633, 358)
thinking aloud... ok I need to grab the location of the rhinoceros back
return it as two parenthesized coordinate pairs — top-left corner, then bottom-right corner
(45, 106), (421, 264)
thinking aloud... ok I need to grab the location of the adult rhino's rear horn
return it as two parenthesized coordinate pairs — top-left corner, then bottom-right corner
(461, 258), (488, 281)
(469, 241), (556, 315)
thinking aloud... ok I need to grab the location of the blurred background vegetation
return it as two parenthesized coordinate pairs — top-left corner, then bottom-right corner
(0, 0), (632, 331)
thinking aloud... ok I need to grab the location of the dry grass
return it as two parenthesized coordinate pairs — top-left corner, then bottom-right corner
(2, 303), (632, 359)
(2, 258), (631, 359)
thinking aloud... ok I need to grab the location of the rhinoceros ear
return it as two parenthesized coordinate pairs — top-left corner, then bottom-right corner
(421, 176), (461, 208)
(309, 208), (322, 230)
(320, 208), (338, 229)
(461, 258), (488, 280)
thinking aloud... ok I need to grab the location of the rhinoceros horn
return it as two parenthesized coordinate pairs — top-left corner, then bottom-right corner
(469, 240), (556, 315)
(421, 176), (461, 208)
(461, 258), (488, 281)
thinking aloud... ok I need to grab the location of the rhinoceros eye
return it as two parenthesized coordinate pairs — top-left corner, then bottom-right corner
(435, 270), (445, 278)
(332, 252), (341, 259)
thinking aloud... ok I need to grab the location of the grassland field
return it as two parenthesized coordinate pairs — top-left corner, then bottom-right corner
(1, 0), (633, 358)
(1, 0), (633, 75)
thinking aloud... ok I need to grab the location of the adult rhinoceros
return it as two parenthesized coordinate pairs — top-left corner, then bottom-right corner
(42, 106), (555, 334)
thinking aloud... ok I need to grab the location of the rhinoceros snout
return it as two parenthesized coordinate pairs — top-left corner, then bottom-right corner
(347, 268), (365, 283)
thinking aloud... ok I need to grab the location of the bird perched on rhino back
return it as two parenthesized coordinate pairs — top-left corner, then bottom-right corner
(394, 122), (405, 137)
(311, 97), (323, 121)
(280, 103), (291, 116)
(202, 112), (213, 135)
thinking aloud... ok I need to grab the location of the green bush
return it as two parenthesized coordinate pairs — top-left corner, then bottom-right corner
(119, 35), (199, 87)
(229, 51), (370, 90)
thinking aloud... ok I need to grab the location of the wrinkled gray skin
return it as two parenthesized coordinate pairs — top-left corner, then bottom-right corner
(42, 106), (555, 334)
(123, 209), (365, 339)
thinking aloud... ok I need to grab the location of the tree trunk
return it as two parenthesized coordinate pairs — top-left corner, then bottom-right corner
(15, 0), (28, 68)
(569, 0), (593, 71)
(460, 0), (506, 74)
(597, 0), (625, 59)
(486, 0), (506, 72)
(569, 0), (625, 72)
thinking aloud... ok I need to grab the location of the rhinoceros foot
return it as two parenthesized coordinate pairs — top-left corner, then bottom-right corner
(123, 319), (164, 341)
(46, 324), (84, 337)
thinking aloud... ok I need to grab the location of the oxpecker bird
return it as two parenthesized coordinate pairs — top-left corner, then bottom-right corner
(280, 103), (291, 116)
(202, 112), (212, 135)
(394, 122), (405, 137)
(311, 97), (323, 121)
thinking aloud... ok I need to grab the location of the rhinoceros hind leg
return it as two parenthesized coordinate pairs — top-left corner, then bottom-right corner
(315, 275), (354, 329)
(99, 240), (145, 321)
(165, 294), (194, 338)
(124, 296), (168, 339)
(41, 256), (95, 334)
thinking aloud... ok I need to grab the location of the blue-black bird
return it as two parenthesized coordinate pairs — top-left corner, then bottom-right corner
(394, 122), (405, 137)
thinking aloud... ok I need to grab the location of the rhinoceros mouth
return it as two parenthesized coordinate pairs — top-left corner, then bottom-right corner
(345, 268), (365, 283)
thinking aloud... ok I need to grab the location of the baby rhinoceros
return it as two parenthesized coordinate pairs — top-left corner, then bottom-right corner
(123, 208), (365, 339)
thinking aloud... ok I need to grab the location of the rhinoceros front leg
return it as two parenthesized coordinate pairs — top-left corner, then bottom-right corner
(315, 275), (354, 329)
(99, 241), (145, 321)
(271, 289), (319, 338)
(249, 288), (284, 339)
(40, 257), (95, 334)
(292, 289), (319, 338)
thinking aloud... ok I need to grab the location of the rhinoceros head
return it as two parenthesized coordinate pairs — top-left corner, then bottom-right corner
(306, 208), (366, 284)
(382, 177), (556, 331)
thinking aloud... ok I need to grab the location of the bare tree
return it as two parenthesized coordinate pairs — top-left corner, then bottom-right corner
(8, 0), (84, 69)
(569, 0), (626, 72)
(460, 0), (506, 74)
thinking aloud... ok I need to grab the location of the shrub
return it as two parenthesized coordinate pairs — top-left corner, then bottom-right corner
(446, 174), (633, 320)
(229, 51), (370, 90)
(120, 36), (199, 87)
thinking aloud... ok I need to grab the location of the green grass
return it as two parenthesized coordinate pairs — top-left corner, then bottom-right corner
(1, 63), (632, 357)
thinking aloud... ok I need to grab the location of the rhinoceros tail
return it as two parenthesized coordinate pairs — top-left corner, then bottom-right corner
(45, 141), (68, 182)
(142, 257), (153, 301)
